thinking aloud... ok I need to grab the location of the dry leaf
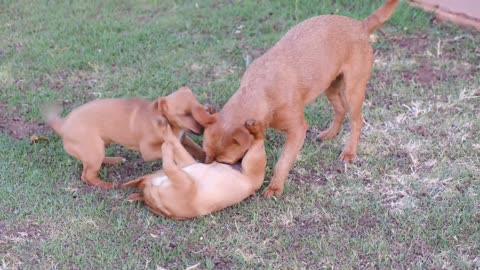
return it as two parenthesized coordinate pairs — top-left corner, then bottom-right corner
(30, 134), (49, 144)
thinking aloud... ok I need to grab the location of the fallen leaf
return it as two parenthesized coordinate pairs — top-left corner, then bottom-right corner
(30, 134), (49, 144)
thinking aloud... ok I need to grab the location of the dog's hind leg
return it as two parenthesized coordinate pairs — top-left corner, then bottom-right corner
(164, 126), (197, 167)
(339, 62), (372, 162)
(319, 75), (346, 141)
(68, 139), (116, 189)
(161, 142), (196, 194)
(82, 158), (117, 189)
(170, 138), (197, 167)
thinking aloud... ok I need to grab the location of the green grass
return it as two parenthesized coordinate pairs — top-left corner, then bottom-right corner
(1, 0), (479, 268)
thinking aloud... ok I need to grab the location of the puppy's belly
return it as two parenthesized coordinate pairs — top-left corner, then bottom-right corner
(151, 165), (197, 187)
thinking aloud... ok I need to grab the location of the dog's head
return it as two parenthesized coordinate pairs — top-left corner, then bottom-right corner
(152, 87), (203, 135)
(192, 105), (253, 164)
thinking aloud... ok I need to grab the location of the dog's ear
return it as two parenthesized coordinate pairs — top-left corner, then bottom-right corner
(178, 86), (193, 93)
(127, 193), (144, 201)
(122, 176), (146, 189)
(232, 126), (253, 147)
(151, 97), (169, 115)
(175, 115), (203, 135)
(192, 105), (218, 127)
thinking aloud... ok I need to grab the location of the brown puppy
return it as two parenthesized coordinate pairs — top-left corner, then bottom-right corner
(44, 87), (205, 189)
(123, 119), (266, 219)
(193, 0), (399, 197)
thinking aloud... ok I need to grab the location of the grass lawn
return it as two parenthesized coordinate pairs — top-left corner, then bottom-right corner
(1, 0), (479, 268)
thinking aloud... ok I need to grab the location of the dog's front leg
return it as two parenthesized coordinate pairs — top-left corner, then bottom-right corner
(164, 127), (197, 167)
(139, 141), (162, 161)
(181, 135), (206, 162)
(242, 120), (267, 190)
(263, 119), (308, 198)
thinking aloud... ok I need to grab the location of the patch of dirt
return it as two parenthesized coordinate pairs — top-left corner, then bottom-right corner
(290, 215), (330, 236)
(385, 149), (412, 173)
(390, 34), (431, 55)
(105, 145), (161, 184)
(408, 124), (431, 137)
(400, 64), (447, 86)
(15, 69), (100, 111)
(339, 210), (382, 238)
(1, 222), (47, 243)
(291, 167), (327, 186)
(371, 60), (450, 92)
(21, 69), (101, 93)
(371, 33), (478, 96)
(0, 102), (48, 140)
(305, 128), (322, 143)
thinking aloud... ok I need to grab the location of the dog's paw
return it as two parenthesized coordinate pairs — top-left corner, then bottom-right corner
(262, 185), (283, 198)
(318, 128), (338, 141)
(339, 150), (356, 162)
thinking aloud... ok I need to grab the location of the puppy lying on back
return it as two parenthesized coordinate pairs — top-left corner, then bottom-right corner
(44, 87), (205, 189)
(123, 118), (266, 219)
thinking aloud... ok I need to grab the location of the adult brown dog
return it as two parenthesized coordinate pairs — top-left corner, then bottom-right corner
(44, 87), (205, 189)
(123, 119), (266, 219)
(192, 0), (399, 197)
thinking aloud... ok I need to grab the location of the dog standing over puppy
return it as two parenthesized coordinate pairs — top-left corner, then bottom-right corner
(44, 87), (205, 189)
(193, 0), (399, 197)
(123, 119), (266, 219)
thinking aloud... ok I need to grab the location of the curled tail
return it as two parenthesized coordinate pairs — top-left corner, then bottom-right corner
(42, 102), (65, 136)
(363, 0), (399, 34)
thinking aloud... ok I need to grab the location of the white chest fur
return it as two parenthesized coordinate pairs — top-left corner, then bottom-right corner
(151, 165), (194, 186)
(152, 175), (168, 186)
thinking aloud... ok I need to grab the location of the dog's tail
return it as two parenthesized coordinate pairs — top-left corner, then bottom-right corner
(363, 0), (399, 34)
(42, 102), (65, 136)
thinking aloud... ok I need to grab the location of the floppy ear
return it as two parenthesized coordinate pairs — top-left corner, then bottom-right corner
(127, 193), (144, 201)
(151, 98), (168, 114)
(178, 86), (193, 93)
(122, 176), (146, 189)
(232, 126), (253, 147)
(192, 105), (217, 127)
(175, 115), (203, 134)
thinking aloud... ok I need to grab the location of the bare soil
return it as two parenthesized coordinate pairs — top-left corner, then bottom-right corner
(0, 102), (48, 140)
